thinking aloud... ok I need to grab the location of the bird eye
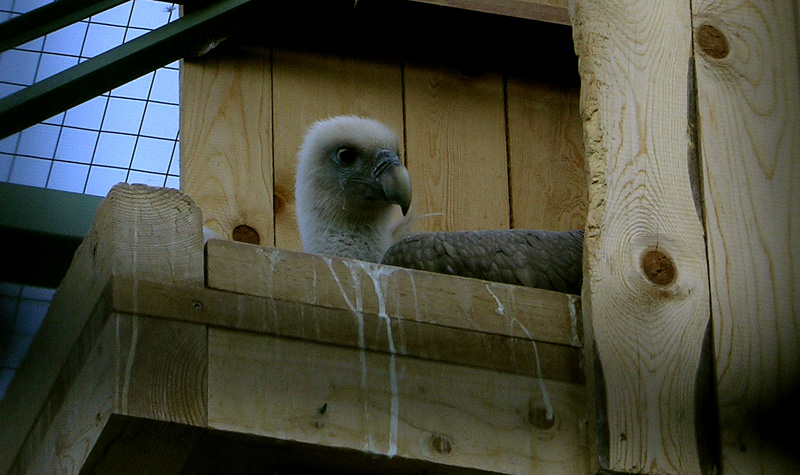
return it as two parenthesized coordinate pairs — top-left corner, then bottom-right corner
(335, 147), (357, 166)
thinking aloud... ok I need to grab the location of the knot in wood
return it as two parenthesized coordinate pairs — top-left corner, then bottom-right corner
(429, 433), (453, 455)
(232, 224), (260, 245)
(696, 24), (729, 59)
(642, 249), (676, 286)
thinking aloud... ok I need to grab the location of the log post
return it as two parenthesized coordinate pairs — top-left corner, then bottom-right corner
(570, 1), (712, 472)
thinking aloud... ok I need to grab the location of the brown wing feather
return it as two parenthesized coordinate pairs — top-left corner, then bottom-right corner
(381, 229), (584, 294)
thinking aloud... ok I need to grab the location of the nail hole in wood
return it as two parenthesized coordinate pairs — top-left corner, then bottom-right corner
(696, 24), (729, 59)
(430, 433), (453, 455)
(529, 405), (555, 430)
(232, 224), (260, 244)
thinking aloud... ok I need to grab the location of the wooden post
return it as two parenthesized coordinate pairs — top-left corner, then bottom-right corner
(0, 184), (205, 475)
(570, 1), (712, 473)
(692, 0), (800, 472)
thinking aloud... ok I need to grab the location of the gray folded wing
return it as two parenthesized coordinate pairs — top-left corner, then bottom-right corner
(381, 229), (584, 294)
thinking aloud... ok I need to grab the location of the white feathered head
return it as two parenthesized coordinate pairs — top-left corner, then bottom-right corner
(295, 116), (412, 261)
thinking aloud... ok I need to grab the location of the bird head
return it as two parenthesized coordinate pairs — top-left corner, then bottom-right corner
(296, 116), (412, 219)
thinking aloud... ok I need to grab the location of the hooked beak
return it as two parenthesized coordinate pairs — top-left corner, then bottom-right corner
(373, 150), (412, 215)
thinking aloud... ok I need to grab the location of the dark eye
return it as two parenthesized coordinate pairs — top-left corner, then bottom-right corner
(335, 147), (357, 166)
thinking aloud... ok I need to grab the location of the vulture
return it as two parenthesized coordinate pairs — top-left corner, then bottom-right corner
(295, 115), (584, 294)
(295, 115), (412, 262)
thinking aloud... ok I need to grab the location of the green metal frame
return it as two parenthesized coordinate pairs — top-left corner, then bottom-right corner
(0, 182), (103, 288)
(0, 0), (311, 285)
(0, 0), (128, 53)
(0, 0), (309, 139)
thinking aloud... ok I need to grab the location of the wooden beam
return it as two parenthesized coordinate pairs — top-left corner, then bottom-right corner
(405, 0), (569, 24)
(692, 0), (800, 471)
(207, 329), (590, 473)
(570, 1), (712, 473)
(205, 239), (582, 348)
(113, 273), (583, 383)
(0, 184), (204, 475)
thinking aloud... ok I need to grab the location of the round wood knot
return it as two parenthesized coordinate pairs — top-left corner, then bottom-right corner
(232, 224), (260, 244)
(642, 249), (676, 286)
(429, 433), (453, 455)
(529, 406), (555, 430)
(696, 24), (729, 59)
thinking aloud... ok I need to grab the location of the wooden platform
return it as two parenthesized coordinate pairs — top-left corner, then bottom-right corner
(0, 184), (590, 474)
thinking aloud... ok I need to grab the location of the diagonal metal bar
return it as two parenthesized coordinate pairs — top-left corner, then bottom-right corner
(0, 0), (128, 53)
(0, 0), (308, 140)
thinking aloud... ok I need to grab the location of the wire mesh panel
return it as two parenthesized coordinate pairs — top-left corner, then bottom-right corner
(0, 0), (180, 401)
(0, 0), (180, 196)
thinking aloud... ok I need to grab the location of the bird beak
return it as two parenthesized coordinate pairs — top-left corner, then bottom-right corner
(373, 150), (412, 215)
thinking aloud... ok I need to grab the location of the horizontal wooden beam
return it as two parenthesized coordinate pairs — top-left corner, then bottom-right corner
(407, 0), (569, 24)
(111, 275), (583, 383)
(3, 183), (590, 473)
(206, 239), (583, 348)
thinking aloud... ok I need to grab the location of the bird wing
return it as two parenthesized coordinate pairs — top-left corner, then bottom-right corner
(381, 229), (584, 294)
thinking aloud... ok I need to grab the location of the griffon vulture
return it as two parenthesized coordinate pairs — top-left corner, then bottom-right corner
(295, 115), (583, 294)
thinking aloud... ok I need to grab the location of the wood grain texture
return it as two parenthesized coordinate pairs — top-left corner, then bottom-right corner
(206, 239), (582, 348)
(404, 63), (509, 232)
(0, 184), (204, 475)
(692, 0), (800, 471)
(112, 274), (584, 383)
(507, 79), (586, 230)
(115, 315), (208, 427)
(181, 48), (274, 245)
(407, 0), (570, 24)
(272, 49), (404, 251)
(571, 1), (711, 472)
(10, 316), (118, 475)
(208, 329), (590, 474)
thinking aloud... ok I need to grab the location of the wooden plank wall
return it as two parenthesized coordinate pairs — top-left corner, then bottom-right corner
(181, 9), (585, 250)
(692, 0), (800, 472)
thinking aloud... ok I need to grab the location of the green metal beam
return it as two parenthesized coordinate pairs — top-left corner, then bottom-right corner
(0, 183), (103, 288)
(0, 0), (127, 53)
(0, 0), (309, 140)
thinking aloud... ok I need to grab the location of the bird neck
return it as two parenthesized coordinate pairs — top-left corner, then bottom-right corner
(297, 197), (396, 262)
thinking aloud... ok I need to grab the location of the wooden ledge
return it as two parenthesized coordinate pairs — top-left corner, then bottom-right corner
(1, 184), (589, 474)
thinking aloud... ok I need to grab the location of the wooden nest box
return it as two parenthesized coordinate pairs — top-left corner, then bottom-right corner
(1, 1), (798, 474)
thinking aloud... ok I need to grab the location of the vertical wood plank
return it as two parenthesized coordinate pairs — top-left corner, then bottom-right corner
(404, 63), (509, 232)
(116, 315), (208, 427)
(507, 79), (585, 230)
(692, 0), (800, 471)
(272, 49), (404, 250)
(570, 1), (711, 472)
(181, 49), (274, 245)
